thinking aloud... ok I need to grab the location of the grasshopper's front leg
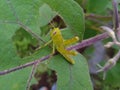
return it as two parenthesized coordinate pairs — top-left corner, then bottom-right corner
(52, 43), (55, 55)
(37, 40), (52, 50)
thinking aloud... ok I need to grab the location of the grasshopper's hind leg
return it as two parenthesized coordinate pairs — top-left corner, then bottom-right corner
(57, 47), (77, 64)
(62, 54), (75, 64)
(64, 36), (79, 46)
(69, 50), (78, 56)
(57, 46), (78, 56)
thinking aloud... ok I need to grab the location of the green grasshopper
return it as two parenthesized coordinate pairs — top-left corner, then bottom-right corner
(47, 27), (79, 64)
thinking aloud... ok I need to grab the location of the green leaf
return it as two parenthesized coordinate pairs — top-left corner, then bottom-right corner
(0, 24), (21, 70)
(41, 0), (85, 40)
(86, 0), (110, 14)
(48, 54), (93, 90)
(0, 0), (43, 34)
(39, 4), (56, 27)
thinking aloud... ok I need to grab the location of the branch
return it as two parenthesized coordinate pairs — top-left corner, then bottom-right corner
(26, 63), (38, 90)
(0, 32), (109, 75)
(0, 55), (51, 75)
(112, 0), (119, 29)
(68, 32), (108, 50)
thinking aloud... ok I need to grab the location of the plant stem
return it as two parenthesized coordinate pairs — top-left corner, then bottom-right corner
(68, 32), (108, 50)
(0, 32), (109, 75)
(0, 55), (51, 75)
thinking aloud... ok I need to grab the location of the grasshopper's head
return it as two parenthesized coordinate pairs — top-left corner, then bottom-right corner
(50, 28), (61, 37)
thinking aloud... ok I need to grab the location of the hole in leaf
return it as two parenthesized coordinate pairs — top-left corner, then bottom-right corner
(12, 27), (39, 58)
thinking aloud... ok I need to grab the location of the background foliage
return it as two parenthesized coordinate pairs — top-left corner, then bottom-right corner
(0, 0), (120, 90)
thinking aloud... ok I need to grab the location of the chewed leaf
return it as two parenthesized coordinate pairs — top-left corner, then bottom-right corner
(48, 54), (93, 90)
(0, 23), (51, 89)
(0, 0), (51, 70)
(41, 0), (85, 40)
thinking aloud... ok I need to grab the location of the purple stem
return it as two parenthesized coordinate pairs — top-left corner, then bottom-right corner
(68, 32), (108, 50)
(112, 0), (119, 29)
(0, 55), (51, 75)
(0, 32), (109, 75)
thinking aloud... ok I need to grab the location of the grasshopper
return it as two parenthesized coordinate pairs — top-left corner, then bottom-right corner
(49, 27), (79, 64)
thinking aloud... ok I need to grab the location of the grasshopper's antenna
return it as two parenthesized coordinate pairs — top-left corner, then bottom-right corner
(49, 15), (56, 28)
(48, 15), (66, 29)
(49, 14), (67, 30)
(49, 20), (56, 29)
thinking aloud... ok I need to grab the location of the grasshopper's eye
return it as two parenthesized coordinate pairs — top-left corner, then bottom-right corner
(53, 31), (56, 35)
